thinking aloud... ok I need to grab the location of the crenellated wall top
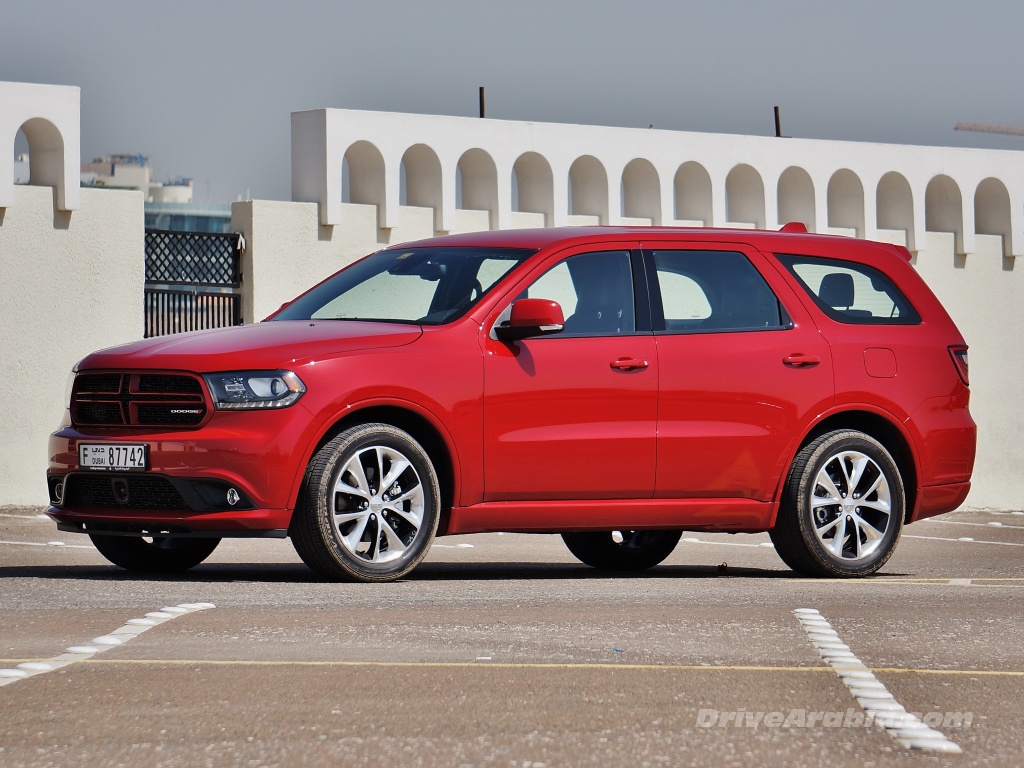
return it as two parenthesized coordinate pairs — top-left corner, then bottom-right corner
(292, 108), (1024, 255)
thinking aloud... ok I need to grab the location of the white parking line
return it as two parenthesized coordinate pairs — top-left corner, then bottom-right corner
(921, 519), (1024, 530)
(681, 538), (776, 549)
(0, 539), (94, 550)
(904, 534), (1024, 548)
(0, 603), (215, 687)
(794, 609), (961, 753)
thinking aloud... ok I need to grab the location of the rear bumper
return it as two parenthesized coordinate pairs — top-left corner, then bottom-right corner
(909, 481), (971, 523)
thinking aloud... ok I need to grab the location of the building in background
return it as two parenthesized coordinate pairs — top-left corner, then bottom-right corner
(81, 153), (192, 203)
(78, 153), (231, 232)
(13, 153), (29, 183)
(143, 200), (231, 233)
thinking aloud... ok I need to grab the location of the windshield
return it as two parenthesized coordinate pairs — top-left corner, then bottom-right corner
(272, 247), (534, 325)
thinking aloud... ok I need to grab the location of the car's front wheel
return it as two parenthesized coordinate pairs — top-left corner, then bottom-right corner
(770, 430), (904, 578)
(561, 530), (682, 571)
(291, 423), (441, 582)
(89, 535), (220, 572)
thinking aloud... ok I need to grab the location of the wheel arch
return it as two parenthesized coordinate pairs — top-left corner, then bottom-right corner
(787, 409), (919, 524)
(296, 403), (459, 535)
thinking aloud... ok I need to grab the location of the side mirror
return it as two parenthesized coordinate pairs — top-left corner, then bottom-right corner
(494, 299), (565, 341)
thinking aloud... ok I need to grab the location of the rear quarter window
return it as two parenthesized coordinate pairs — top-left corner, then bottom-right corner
(776, 254), (920, 325)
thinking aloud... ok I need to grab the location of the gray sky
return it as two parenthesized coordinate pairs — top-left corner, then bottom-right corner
(4, 0), (1024, 203)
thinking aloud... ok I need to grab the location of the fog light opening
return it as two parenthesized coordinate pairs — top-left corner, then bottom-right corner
(226, 488), (240, 507)
(53, 481), (64, 504)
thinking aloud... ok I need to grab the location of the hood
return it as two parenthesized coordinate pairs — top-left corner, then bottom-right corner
(80, 320), (422, 372)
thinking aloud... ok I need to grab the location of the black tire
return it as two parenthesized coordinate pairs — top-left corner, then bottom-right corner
(561, 530), (682, 572)
(770, 430), (904, 578)
(290, 423), (441, 582)
(89, 534), (220, 573)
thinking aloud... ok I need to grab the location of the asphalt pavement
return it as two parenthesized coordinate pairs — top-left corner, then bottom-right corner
(1, 505), (1022, 767)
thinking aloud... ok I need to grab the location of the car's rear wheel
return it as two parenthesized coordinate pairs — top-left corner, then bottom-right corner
(291, 423), (441, 582)
(770, 430), (904, 578)
(89, 535), (220, 572)
(561, 530), (682, 571)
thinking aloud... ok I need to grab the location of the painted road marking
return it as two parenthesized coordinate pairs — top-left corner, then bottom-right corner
(0, 539), (93, 549)
(0, 658), (1017, 678)
(0, 603), (215, 687)
(794, 608), (961, 754)
(903, 534), (1024, 547)
(922, 519), (1024, 529)
(681, 538), (776, 549)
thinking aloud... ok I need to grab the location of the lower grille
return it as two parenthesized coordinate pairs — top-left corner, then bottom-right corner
(63, 473), (190, 510)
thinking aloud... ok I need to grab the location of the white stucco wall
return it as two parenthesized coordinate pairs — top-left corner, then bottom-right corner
(0, 186), (144, 505)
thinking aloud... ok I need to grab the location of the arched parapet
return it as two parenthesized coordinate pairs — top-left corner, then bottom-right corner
(827, 169), (866, 238)
(401, 143), (444, 231)
(341, 140), (392, 229)
(876, 172), (915, 250)
(777, 166), (815, 231)
(0, 82), (80, 211)
(457, 148), (499, 230)
(621, 158), (661, 224)
(975, 177), (1014, 257)
(725, 164), (765, 229)
(512, 151), (554, 227)
(568, 155), (609, 224)
(291, 108), (1024, 249)
(926, 174), (967, 255)
(674, 161), (712, 226)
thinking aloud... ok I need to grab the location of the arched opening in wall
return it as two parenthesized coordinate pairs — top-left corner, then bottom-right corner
(568, 155), (608, 223)
(13, 128), (30, 185)
(621, 158), (660, 223)
(975, 177), (1012, 255)
(456, 148), (498, 229)
(777, 166), (815, 230)
(674, 162), (712, 225)
(341, 141), (386, 226)
(400, 144), (442, 213)
(876, 172), (914, 244)
(725, 164), (765, 228)
(826, 169), (865, 237)
(512, 152), (553, 226)
(925, 175), (964, 247)
(18, 117), (65, 191)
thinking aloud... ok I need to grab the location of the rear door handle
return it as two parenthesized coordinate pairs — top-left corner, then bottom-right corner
(783, 353), (820, 367)
(610, 358), (649, 371)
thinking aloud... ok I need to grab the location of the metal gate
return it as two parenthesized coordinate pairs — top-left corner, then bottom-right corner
(144, 230), (243, 338)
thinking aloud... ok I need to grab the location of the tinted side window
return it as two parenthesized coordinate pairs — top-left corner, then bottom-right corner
(652, 250), (788, 332)
(525, 250), (635, 336)
(777, 254), (920, 325)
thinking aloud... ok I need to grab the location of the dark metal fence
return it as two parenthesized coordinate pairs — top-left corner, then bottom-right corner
(144, 230), (243, 338)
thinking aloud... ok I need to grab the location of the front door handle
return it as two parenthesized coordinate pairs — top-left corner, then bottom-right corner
(783, 353), (820, 367)
(610, 358), (649, 371)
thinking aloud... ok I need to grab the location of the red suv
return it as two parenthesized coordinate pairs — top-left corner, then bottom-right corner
(47, 227), (976, 581)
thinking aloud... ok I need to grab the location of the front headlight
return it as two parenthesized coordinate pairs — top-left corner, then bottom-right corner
(203, 370), (306, 410)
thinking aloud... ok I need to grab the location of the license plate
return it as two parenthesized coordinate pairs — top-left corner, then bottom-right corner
(79, 443), (148, 471)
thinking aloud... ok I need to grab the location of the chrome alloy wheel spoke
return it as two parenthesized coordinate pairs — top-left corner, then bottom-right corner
(811, 450), (891, 562)
(331, 444), (425, 564)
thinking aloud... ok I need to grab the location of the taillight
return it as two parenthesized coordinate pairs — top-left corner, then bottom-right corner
(948, 345), (969, 386)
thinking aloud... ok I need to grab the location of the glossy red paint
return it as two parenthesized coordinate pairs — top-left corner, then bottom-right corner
(47, 226), (975, 563)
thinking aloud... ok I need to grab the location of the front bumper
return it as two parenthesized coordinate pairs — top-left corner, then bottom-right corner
(47, 407), (314, 536)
